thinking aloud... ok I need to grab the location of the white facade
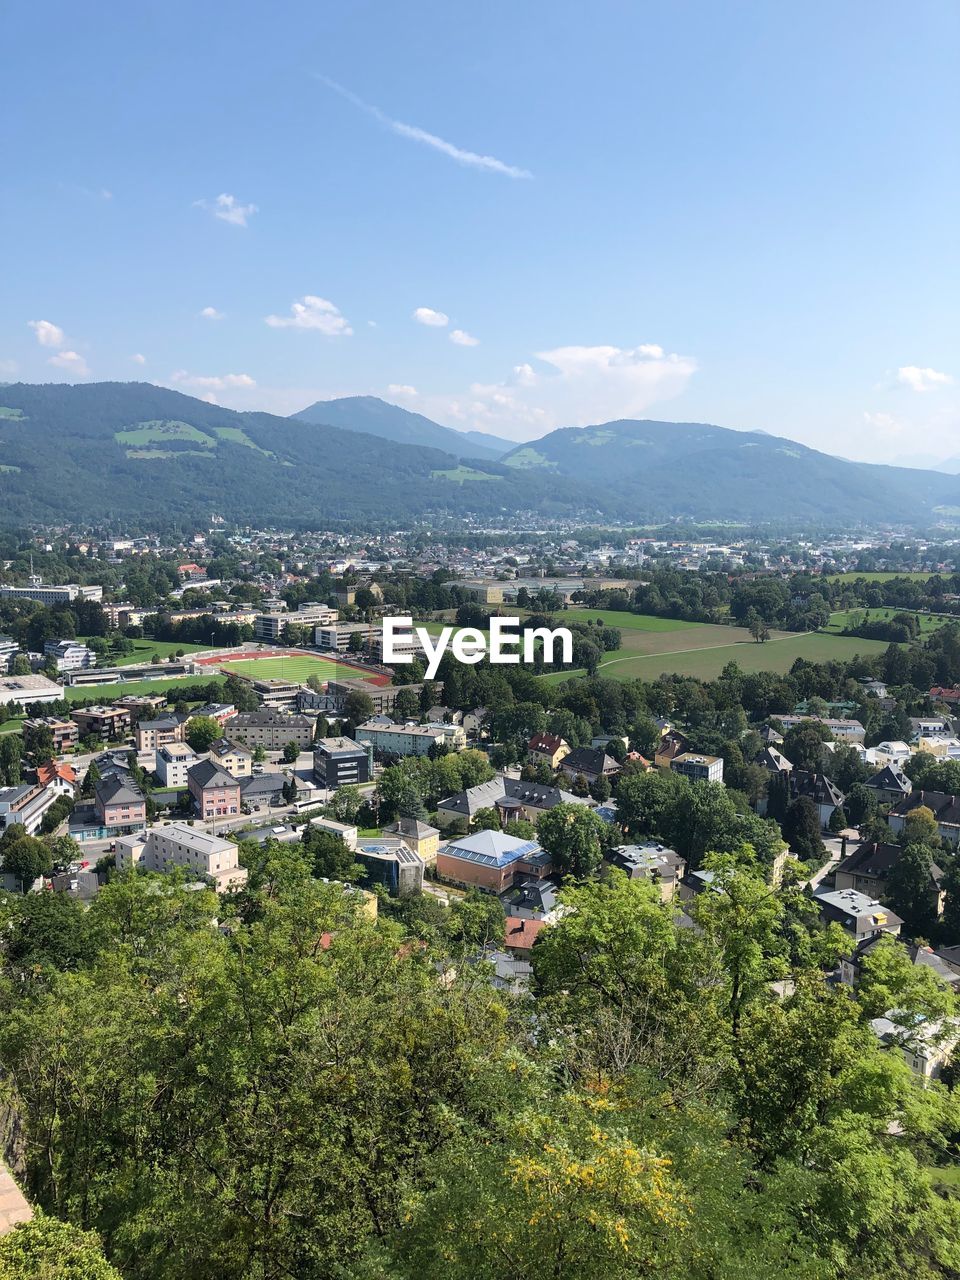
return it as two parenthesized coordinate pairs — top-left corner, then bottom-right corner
(44, 639), (97, 672)
(155, 742), (199, 789)
(0, 674), (65, 706)
(115, 822), (248, 890)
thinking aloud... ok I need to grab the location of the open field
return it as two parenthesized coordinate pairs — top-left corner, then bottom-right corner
(824, 608), (954, 636)
(79, 638), (211, 666)
(213, 653), (380, 684)
(64, 674), (225, 704)
(0, 717), (24, 735)
(559, 608), (702, 632)
(541, 625), (892, 685)
(826, 571), (942, 583)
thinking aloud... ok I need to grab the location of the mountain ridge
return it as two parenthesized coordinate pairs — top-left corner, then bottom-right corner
(292, 395), (514, 459)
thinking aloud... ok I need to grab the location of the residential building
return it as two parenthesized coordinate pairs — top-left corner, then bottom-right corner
(422, 721), (467, 751)
(155, 742), (199, 789)
(609, 843), (686, 901)
(0, 635), (20, 672)
(503, 917), (546, 955)
(870, 1012), (959, 1082)
(654, 730), (689, 769)
(437, 830), (553, 893)
(35, 761), (78, 797)
(187, 759), (241, 819)
(0, 782), (61, 835)
(189, 702), (236, 729)
(776, 715), (866, 744)
(382, 817), (440, 864)
(115, 822), (248, 891)
(313, 737), (371, 788)
(239, 772), (287, 808)
(527, 733), (571, 769)
(789, 769), (846, 829)
(208, 737), (253, 778)
(315, 622), (380, 653)
(834, 840), (946, 916)
(225, 709), (314, 750)
(135, 715), (185, 752)
(864, 765), (912, 805)
(757, 746), (792, 775)
(670, 752), (724, 784)
(22, 716), (78, 753)
(72, 705), (133, 740)
(436, 775), (592, 831)
(355, 838), (425, 896)
(813, 887), (902, 941)
(43, 639), (96, 673)
(560, 746), (620, 784)
(0, 580), (102, 606)
(327, 678), (412, 715)
(356, 720), (447, 757)
(254, 603), (337, 642)
(889, 792), (960, 847)
(94, 775), (147, 837)
(0, 674), (64, 707)
(308, 815), (358, 849)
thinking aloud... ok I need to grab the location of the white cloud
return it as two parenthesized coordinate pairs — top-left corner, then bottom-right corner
(195, 193), (258, 227)
(413, 306), (449, 328)
(131, 353), (147, 365)
(28, 319), (65, 348)
(48, 350), (90, 376)
(318, 77), (532, 179)
(199, 306), (224, 320)
(388, 384), (418, 397)
(390, 342), (697, 440)
(450, 328), (479, 347)
(170, 370), (256, 391)
(898, 365), (953, 393)
(862, 411), (903, 436)
(265, 295), (353, 335)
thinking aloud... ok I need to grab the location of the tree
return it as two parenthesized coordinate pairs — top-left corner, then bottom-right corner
(858, 933), (954, 1022)
(11, 654), (32, 676)
(901, 805), (940, 849)
(782, 721), (833, 772)
(22, 720), (55, 762)
(347, 630), (365, 654)
(885, 843), (939, 938)
(2, 830), (53, 891)
(536, 804), (606, 880)
(589, 773), (611, 803)
(252, 744), (267, 764)
(343, 690), (374, 724)
(0, 1213), (121, 1280)
(471, 806), (501, 832)
(570, 771), (590, 797)
(185, 715), (221, 753)
(0, 735), (22, 787)
(782, 796), (824, 858)
(330, 785), (362, 822)
(446, 890), (506, 951)
(282, 739), (300, 763)
(300, 826), (360, 880)
(393, 686), (420, 721)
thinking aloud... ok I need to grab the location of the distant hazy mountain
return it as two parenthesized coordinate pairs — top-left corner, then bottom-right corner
(292, 396), (512, 459)
(1, 384), (957, 529)
(937, 456), (960, 476)
(499, 418), (960, 524)
(0, 382), (594, 527)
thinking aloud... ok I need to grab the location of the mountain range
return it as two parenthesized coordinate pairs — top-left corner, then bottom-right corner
(0, 381), (958, 529)
(292, 396), (515, 459)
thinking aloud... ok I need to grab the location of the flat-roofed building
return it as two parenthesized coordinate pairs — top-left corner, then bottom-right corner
(226, 709), (314, 750)
(115, 822), (248, 891)
(0, 674), (64, 707)
(313, 737), (371, 788)
(316, 622), (380, 653)
(155, 742), (199, 789)
(670, 752), (724, 784)
(43, 639), (96, 673)
(23, 716), (78, 753)
(0, 580), (102, 606)
(135, 715), (185, 752)
(0, 782), (61, 835)
(355, 838), (425, 896)
(71, 704), (132, 739)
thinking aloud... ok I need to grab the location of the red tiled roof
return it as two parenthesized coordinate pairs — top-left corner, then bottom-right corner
(504, 917), (546, 951)
(37, 762), (77, 786)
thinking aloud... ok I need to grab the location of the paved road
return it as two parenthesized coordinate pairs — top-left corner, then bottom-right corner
(804, 834), (851, 891)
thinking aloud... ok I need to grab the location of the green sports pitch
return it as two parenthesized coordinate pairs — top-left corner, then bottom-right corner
(216, 654), (363, 683)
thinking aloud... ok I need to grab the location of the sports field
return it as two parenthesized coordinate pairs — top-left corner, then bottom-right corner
(212, 652), (382, 684)
(64, 674), (225, 703)
(824, 608), (954, 636)
(559, 608), (702, 632)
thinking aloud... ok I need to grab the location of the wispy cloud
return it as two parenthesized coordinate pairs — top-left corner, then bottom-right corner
(318, 76), (532, 179)
(199, 306), (224, 320)
(265, 295), (352, 335)
(131, 353), (147, 365)
(897, 365), (953, 392)
(413, 306), (449, 328)
(194, 193), (258, 227)
(450, 328), (479, 347)
(28, 319), (65, 348)
(171, 370), (256, 391)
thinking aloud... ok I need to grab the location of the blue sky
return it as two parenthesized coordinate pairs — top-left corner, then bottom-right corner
(2, 0), (957, 463)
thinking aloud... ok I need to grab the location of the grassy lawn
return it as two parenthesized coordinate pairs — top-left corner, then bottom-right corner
(0, 716), (24, 735)
(80, 637), (211, 666)
(215, 654), (351, 683)
(540, 626), (892, 684)
(824, 608), (953, 636)
(64, 674), (225, 703)
(559, 608), (702, 632)
(826, 571), (941, 583)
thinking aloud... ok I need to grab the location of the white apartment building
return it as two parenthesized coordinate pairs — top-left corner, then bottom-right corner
(155, 742), (199, 789)
(254, 603), (338, 643)
(114, 822), (248, 891)
(0, 578), (103, 606)
(356, 720), (448, 757)
(0, 782), (62, 835)
(0, 635), (20, 673)
(315, 622), (380, 653)
(0, 674), (65, 707)
(43, 639), (97, 673)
